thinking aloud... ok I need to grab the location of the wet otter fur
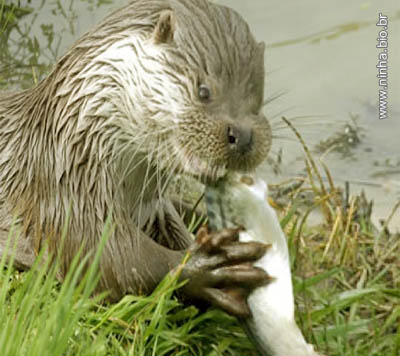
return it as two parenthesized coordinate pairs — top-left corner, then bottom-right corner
(0, 0), (271, 312)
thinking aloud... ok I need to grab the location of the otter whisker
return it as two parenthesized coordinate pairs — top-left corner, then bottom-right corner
(112, 127), (175, 190)
(270, 115), (326, 130)
(271, 114), (326, 123)
(134, 138), (179, 215)
(262, 90), (288, 108)
(152, 139), (176, 201)
(271, 135), (298, 142)
(158, 143), (185, 195)
(268, 106), (297, 121)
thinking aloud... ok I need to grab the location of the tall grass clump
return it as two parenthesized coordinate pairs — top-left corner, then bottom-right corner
(0, 222), (109, 356)
(276, 117), (400, 356)
(0, 225), (259, 356)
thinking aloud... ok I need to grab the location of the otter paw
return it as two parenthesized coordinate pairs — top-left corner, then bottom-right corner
(180, 226), (271, 317)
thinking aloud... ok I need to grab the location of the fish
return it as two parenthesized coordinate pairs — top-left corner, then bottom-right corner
(205, 173), (320, 356)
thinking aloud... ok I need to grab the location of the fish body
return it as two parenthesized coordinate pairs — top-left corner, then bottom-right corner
(205, 173), (319, 356)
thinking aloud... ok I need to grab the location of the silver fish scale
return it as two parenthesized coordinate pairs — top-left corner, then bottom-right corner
(205, 181), (239, 232)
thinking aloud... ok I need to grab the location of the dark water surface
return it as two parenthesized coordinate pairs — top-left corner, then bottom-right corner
(3, 0), (400, 229)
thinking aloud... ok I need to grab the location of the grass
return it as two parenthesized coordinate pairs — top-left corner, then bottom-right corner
(0, 1), (399, 355)
(0, 234), (258, 356)
(0, 134), (398, 355)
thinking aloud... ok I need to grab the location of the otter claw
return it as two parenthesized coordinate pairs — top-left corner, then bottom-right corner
(180, 227), (272, 316)
(220, 242), (271, 262)
(208, 227), (242, 248)
(203, 287), (251, 318)
(210, 265), (272, 288)
(195, 225), (240, 253)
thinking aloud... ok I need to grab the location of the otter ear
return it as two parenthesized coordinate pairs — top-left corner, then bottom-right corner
(152, 10), (176, 44)
(258, 42), (266, 54)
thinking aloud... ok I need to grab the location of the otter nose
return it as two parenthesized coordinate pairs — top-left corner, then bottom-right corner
(227, 124), (253, 154)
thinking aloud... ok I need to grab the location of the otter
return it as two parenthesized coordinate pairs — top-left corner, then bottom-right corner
(0, 0), (272, 316)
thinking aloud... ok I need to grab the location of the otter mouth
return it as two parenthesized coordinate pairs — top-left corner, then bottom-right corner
(174, 147), (227, 183)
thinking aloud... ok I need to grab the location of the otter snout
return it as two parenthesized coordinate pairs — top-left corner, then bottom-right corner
(223, 117), (271, 173)
(227, 124), (253, 155)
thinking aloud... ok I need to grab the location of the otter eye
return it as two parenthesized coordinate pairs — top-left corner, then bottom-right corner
(198, 84), (211, 102)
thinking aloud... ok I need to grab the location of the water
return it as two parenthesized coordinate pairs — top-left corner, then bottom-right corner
(2, 0), (400, 229)
(222, 0), (400, 230)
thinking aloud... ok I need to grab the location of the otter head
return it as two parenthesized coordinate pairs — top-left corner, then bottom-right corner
(78, 0), (270, 184)
(131, 0), (271, 182)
